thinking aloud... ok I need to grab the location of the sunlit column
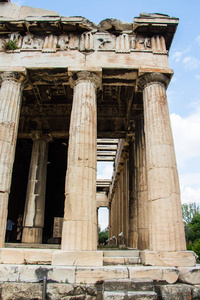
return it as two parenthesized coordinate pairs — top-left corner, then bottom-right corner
(62, 71), (101, 251)
(139, 73), (186, 251)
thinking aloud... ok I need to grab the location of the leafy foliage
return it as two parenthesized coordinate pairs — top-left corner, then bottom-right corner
(4, 40), (18, 51)
(182, 203), (200, 262)
(98, 227), (109, 245)
(182, 202), (200, 225)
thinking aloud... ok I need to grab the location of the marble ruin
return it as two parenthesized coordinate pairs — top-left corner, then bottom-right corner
(0, 0), (197, 275)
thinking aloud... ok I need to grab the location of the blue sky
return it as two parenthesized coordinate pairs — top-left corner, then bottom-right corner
(12, 0), (200, 229)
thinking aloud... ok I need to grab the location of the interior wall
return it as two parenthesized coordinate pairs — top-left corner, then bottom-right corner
(8, 139), (32, 242)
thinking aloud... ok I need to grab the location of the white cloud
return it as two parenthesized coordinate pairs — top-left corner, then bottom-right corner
(171, 106), (200, 206)
(180, 172), (200, 189)
(171, 51), (182, 62)
(183, 56), (200, 70)
(98, 207), (109, 231)
(196, 35), (200, 46)
(195, 75), (200, 80)
(170, 109), (200, 168)
(97, 162), (113, 179)
(181, 185), (200, 205)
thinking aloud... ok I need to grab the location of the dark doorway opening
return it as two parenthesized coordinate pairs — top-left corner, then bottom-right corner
(8, 138), (68, 244)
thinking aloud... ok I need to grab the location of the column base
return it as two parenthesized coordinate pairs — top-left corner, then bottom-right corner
(21, 227), (43, 244)
(140, 250), (196, 267)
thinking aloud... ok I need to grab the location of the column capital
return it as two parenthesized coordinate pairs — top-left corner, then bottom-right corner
(69, 71), (102, 89)
(30, 132), (52, 142)
(0, 71), (26, 83)
(137, 73), (170, 91)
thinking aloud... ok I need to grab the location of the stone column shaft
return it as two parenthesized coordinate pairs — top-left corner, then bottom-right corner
(123, 159), (129, 246)
(62, 72), (100, 251)
(0, 72), (24, 247)
(109, 205), (111, 239)
(122, 163), (127, 243)
(128, 140), (138, 248)
(135, 116), (149, 250)
(22, 136), (49, 244)
(142, 73), (186, 251)
(120, 172), (124, 236)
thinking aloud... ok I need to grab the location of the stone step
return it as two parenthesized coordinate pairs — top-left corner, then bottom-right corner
(0, 264), (180, 284)
(103, 256), (141, 266)
(103, 250), (140, 257)
(103, 291), (157, 299)
(104, 278), (154, 292)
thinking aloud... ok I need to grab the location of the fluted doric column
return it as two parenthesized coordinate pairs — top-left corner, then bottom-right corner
(128, 140), (138, 248)
(135, 116), (149, 250)
(139, 73), (186, 251)
(22, 133), (51, 244)
(62, 71), (101, 251)
(0, 71), (25, 247)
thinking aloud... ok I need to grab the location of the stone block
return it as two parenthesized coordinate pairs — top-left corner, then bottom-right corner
(75, 266), (128, 284)
(128, 266), (179, 284)
(104, 278), (154, 292)
(52, 250), (103, 267)
(127, 291), (157, 299)
(103, 257), (124, 265)
(0, 264), (76, 284)
(48, 266), (76, 283)
(103, 291), (157, 299)
(140, 250), (196, 267)
(103, 250), (140, 257)
(1, 282), (43, 300)
(0, 248), (24, 264)
(0, 265), (19, 282)
(46, 283), (74, 299)
(124, 257), (141, 265)
(192, 285), (200, 299)
(159, 284), (192, 300)
(19, 265), (44, 282)
(46, 283), (97, 299)
(178, 266), (200, 285)
(24, 249), (53, 265)
(103, 291), (125, 299)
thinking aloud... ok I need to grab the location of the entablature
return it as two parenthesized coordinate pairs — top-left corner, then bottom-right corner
(0, 12), (178, 54)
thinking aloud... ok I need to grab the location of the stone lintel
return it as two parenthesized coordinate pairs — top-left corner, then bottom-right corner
(0, 66), (26, 75)
(140, 250), (196, 267)
(52, 251), (103, 267)
(68, 67), (102, 77)
(139, 67), (173, 78)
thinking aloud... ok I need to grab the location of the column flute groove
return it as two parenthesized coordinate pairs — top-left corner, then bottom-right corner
(138, 73), (186, 251)
(22, 133), (51, 244)
(62, 71), (101, 251)
(0, 71), (25, 247)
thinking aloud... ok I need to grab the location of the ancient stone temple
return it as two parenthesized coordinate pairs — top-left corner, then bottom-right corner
(0, 1), (199, 299)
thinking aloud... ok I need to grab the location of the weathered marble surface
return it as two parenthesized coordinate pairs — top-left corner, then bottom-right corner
(62, 71), (101, 251)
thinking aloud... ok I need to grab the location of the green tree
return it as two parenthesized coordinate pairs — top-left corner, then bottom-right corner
(98, 227), (109, 245)
(182, 202), (200, 225)
(185, 213), (200, 243)
(182, 206), (200, 262)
